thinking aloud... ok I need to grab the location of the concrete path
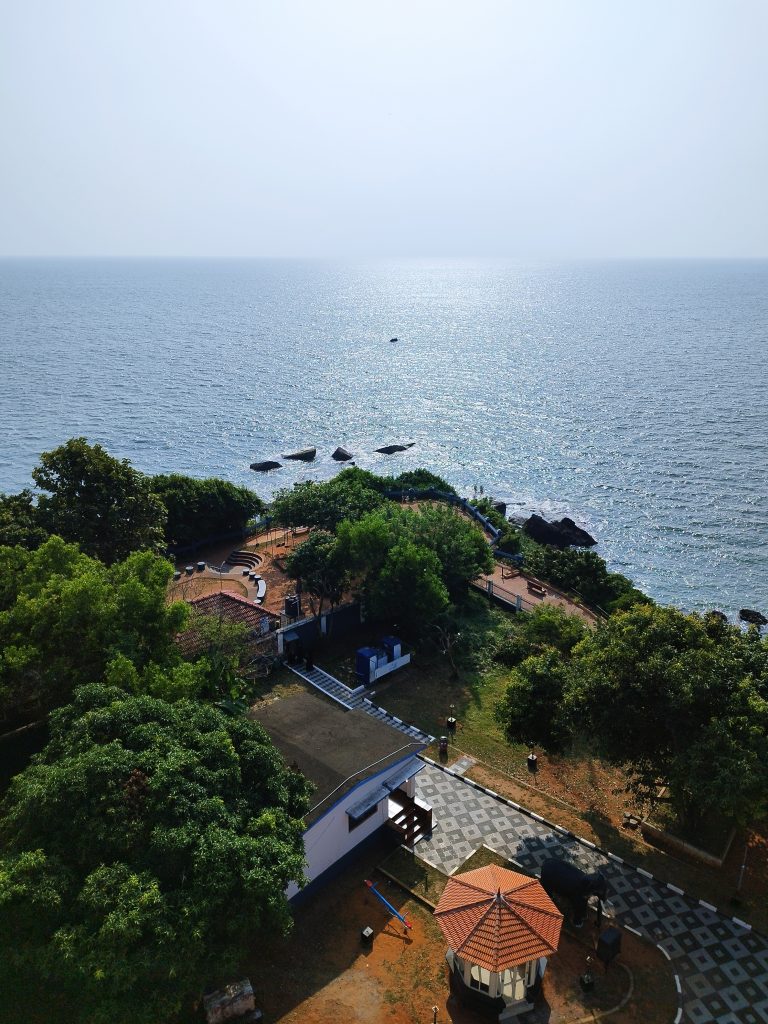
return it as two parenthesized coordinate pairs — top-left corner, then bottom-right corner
(415, 760), (768, 1024)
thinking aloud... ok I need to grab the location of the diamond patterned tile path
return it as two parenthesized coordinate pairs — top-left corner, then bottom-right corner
(415, 761), (768, 1024)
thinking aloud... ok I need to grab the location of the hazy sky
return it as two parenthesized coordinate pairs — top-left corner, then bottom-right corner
(1, 0), (766, 257)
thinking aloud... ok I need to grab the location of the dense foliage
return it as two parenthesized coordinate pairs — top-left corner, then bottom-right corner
(496, 603), (768, 826)
(151, 473), (265, 548)
(0, 685), (311, 1024)
(284, 530), (349, 618)
(33, 438), (166, 564)
(0, 490), (49, 550)
(270, 469), (386, 532)
(0, 537), (187, 722)
(382, 468), (457, 494)
(337, 503), (493, 629)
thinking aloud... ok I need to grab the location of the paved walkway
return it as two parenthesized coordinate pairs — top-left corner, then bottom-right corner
(415, 760), (768, 1024)
(474, 566), (600, 626)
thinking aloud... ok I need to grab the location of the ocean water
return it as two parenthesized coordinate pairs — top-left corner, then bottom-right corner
(1, 258), (766, 618)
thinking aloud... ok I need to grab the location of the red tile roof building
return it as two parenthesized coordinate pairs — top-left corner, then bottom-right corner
(434, 864), (562, 972)
(176, 591), (279, 658)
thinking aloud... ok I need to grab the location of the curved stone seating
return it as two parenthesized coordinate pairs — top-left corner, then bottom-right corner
(225, 549), (263, 570)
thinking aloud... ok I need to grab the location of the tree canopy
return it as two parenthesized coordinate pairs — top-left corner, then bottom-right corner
(496, 603), (768, 826)
(0, 684), (311, 1024)
(33, 438), (166, 564)
(0, 490), (49, 550)
(151, 473), (265, 548)
(270, 469), (387, 532)
(284, 530), (349, 618)
(522, 543), (651, 612)
(367, 538), (449, 624)
(336, 503), (493, 630)
(0, 536), (187, 723)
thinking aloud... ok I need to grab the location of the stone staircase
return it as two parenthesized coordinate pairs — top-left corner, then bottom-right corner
(362, 699), (434, 744)
(288, 664), (365, 710)
(287, 664), (434, 745)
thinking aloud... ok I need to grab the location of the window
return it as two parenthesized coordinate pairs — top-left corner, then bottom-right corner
(469, 965), (491, 993)
(348, 803), (377, 831)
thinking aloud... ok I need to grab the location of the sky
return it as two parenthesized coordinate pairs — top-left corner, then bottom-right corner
(1, 0), (766, 258)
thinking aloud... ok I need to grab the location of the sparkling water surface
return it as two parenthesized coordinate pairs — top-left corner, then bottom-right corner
(1, 258), (766, 617)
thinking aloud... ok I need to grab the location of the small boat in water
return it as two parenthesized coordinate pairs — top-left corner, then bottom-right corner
(389, 337), (398, 343)
(282, 446), (317, 462)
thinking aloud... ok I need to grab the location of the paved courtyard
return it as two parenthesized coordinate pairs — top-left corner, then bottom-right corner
(415, 760), (768, 1024)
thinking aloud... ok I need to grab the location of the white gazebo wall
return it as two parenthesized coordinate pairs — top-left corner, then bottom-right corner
(446, 950), (540, 1003)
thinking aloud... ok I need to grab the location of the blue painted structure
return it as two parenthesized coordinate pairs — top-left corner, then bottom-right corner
(356, 636), (411, 686)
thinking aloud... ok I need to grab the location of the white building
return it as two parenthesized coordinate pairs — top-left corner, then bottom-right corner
(252, 689), (432, 899)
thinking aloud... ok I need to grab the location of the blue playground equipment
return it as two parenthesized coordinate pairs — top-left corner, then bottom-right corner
(364, 879), (412, 930)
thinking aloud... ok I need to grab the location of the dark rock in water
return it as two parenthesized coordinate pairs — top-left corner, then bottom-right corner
(491, 499), (507, 517)
(706, 610), (729, 623)
(523, 514), (597, 548)
(389, 337), (398, 342)
(332, 446), (353, 461)
(376, 442), (415, 455)
(250, 460), (282, 472)
(739, 608), (768, 626)
(282, 447), (317, 462)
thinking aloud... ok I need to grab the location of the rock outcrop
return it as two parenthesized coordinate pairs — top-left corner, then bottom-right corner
(375, 442), (415, 455)
(739, 608), (767, 627)
(523, 514), (597, 548)
(282, 447), (317, 462)
(250, 460), (281, 472)
(332, 446), (353, 461)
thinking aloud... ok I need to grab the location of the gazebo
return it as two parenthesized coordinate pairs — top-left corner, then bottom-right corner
(434, 864), (563, 1021)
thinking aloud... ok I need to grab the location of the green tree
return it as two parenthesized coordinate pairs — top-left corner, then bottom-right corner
(567, 604), (768, 825)
(387, 469), (457, 494)
(367, 539), (449, 626)
(523, 543), (650, 612)
(495, 650), (573, 752)
(492, 603), (587, 667)
(406, 503), (494, 597)
(151, 474), (265, 548)
(284, 531), (349, 618)
(0, 684), (311, 1024)
(33, 438), (166, 564)
(0, 537), (187, 721)
(0, 490), (48, 550)
(270, 469), (386, 532)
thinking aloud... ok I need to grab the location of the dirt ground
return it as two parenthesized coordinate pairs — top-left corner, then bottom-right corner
(246, 838), (676, 1024)
(170, 529), (310, 615)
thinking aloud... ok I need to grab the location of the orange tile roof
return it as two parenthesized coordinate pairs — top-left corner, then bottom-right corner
(175, 591), (279, 658)
(434, 865), (563, 972)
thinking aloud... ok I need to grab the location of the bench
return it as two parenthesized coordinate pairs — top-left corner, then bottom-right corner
(256, 580), (267, 600)
(527, 581), (546, 597)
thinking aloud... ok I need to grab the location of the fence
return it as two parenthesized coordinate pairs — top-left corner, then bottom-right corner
(471, 577), (538, 614)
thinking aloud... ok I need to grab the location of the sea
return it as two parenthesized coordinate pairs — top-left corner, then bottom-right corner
(1, 258), (766, 619)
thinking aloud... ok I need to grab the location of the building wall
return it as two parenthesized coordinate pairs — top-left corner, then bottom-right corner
(287, 755), (422, 900)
